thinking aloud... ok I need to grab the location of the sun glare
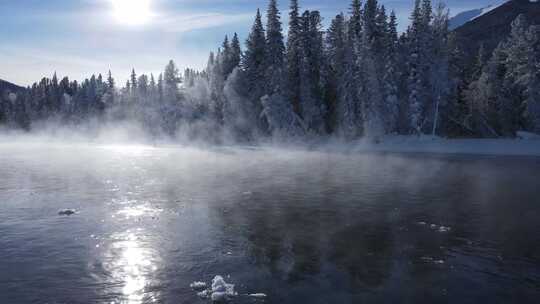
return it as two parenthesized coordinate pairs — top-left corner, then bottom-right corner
(112, 0), (152, 26)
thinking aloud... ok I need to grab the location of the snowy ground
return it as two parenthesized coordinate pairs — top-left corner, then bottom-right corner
(342, 134), (540, 157)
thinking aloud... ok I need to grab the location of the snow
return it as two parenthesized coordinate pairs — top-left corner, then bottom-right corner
(193, 275), (238, 302)
(345, 135), (540, 157)
(449, 1), (507, 29)
(516, 131), (540, 140)
(475, 1), (506, 19)
(190, 281), (207, 290)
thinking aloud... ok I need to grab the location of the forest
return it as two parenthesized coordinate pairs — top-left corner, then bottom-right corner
(1, 0), (539, 142)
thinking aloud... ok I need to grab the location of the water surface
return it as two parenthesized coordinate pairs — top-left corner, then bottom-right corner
(0, 143), (539, 303)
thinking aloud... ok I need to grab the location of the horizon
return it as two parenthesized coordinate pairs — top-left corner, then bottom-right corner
(1, 0), (499, 87)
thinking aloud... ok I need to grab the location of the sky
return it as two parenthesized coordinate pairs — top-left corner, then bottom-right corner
(0, 0), (500, 86)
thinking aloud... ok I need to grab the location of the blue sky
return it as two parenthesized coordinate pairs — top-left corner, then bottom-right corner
(0, 0), (498, 86)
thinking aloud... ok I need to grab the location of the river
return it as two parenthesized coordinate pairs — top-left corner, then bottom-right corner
(0, 142), (539, 303)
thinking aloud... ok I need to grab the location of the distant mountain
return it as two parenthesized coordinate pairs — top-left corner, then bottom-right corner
(449, 1), (506, 30)
(0, 79), (24, 95)
(453, 0), (540, 63)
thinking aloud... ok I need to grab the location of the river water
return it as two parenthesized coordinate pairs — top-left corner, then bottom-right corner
(0, 142), (539, 303)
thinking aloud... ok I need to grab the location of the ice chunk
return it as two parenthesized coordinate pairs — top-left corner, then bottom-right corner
(211, 291), (229, 302)
(190, 281), (207, 291)
(58, 209), (77, 216)
(438, 226), (451, 233)
(197, 290), (211, 299)
(194, 275), (237, 302)
(211, 275), (235, 294)
(248, 293), (267, 298)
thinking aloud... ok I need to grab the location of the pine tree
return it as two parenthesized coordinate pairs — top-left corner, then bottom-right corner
(501, 15), (535, 135)
(363, 0), (378, 39)
(428, 3), (451, 136)
(130, 69), (138, 93)
(107, 70), (115, 90)
(157, 73), (164, 103)
(242, 8), (267, 129)
(381, 10), (400, 133)
(335, 0), (365, 138)
(286, 0), (302, 115)
(164, 59), (181, 100)
(299, 10), (326, 133)
(349, 0), (363, 39)
(325, 13), (346, 133)
(230, 33), (242, 72)
(265, 0), (285, 94)
(525, 26), (540, 133)
(407, 0), (426, 134)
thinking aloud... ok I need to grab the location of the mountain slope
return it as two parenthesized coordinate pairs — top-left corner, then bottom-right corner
(0, 79), (24, 95)
(454, 0), (540, 61)
(449, 1), (506, 30)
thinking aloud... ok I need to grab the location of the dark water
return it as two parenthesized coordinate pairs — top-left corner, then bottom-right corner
(0, 143), (539, 304)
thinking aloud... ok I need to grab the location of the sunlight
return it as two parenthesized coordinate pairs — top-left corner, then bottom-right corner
(111, 0), (153, 26)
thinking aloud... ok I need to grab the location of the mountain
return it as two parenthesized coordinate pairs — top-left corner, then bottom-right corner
(449, 1), (506, 30)
(0, 79), (24, 95)
(453, 0), (540, 64)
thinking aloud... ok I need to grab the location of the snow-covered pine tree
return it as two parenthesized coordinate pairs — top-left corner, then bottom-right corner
(466, 42), (507, 137)
(242, 9), (267, 131)
(230, 33), (242, 74)
(363, 0), (378, 39)
(407, 0), (426, 134)
(162, 60), (182, 135)
(381, 10), (400, 133)
(265, 0), (285, 95)
(336, 0), (364, 139)
(208, 49), (225, 125)
(299, 10), (326, 134)
(324, 13), (346, 133)
(349, 0), (363, 39)
(130, 69), (138, 94)
(427, 3), (451, 136)
(286, 0), (302, 116)
(357, 29), (385, 137)
(524, 26), (540, 133)
(220, 35), (233, 78)
(502, 14), (534, 135)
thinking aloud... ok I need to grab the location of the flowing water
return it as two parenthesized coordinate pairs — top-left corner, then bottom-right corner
(0, 142), (539, 303)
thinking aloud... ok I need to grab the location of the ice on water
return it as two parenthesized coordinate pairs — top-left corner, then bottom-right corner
(192, 275), (238, 302)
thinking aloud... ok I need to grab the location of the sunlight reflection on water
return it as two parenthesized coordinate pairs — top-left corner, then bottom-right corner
(105, 231), (158, 304)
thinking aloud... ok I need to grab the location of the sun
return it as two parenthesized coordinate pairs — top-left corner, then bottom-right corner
(112, 0), (152, 26)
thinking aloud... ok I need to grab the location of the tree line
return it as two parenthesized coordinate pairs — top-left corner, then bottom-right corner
(1, 0), (539, 141)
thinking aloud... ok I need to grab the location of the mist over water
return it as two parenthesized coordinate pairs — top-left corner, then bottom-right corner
(0, 138), (539, 303)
